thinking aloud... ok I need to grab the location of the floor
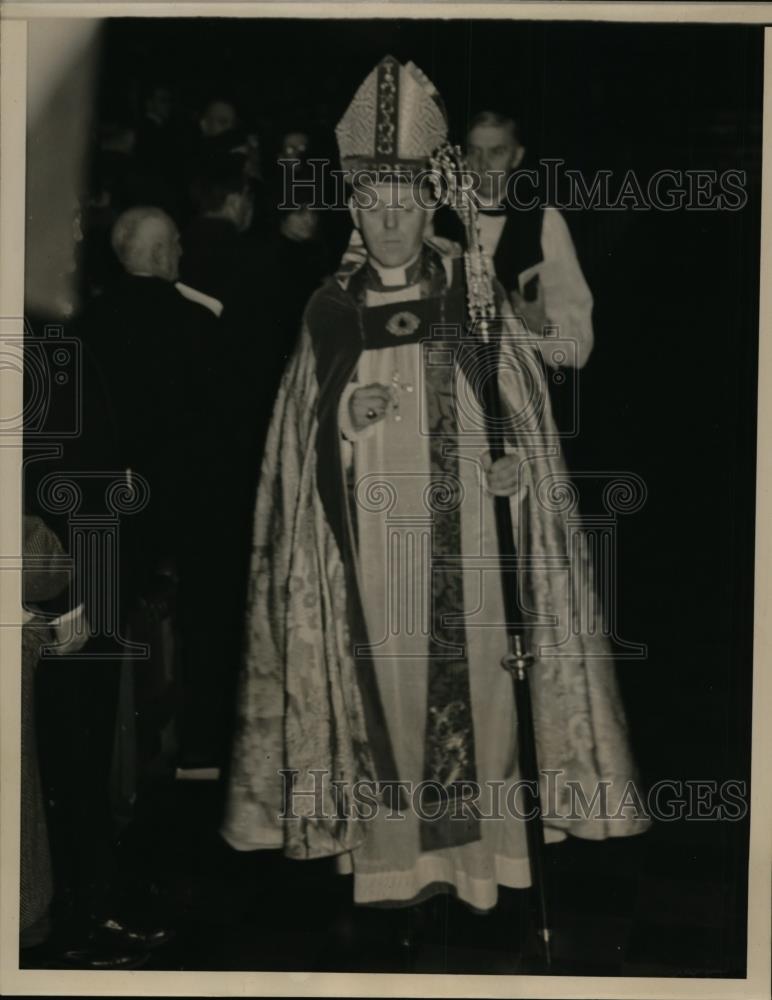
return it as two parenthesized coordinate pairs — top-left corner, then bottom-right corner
(83, 778), (748, 978)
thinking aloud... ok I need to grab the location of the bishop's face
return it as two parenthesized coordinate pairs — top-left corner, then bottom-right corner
(354, 183), (430, 269)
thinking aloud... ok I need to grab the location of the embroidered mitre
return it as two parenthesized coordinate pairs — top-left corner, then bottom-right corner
(335, 55), (448, 178)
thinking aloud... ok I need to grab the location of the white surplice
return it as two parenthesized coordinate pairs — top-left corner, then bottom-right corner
(335, 273), (566, 911)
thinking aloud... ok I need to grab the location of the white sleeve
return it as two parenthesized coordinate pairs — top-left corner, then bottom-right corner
(497, 285), (555, 377)
(50, 603), (90, 655)
(539, 207), (594, 368)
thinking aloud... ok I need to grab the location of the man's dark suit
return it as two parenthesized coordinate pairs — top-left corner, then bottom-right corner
(83, 273), (218, 589)
(28, 276), (217, 937)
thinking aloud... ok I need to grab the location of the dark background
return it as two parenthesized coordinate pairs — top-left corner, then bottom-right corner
(78, 17), (764, 977)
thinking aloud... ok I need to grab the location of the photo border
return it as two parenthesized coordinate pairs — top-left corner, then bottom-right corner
(1, 6), (770, 998)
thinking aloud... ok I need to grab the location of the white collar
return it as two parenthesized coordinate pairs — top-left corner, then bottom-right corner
(175, 281), (223, 317)
(369, 252), (420, 287)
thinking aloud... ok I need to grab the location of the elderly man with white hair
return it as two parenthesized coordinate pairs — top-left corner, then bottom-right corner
(92, 204), (256, 773)
(84, 205), (218, 620)
(28, 204), (219, 969)
(110, 205), (181, 282)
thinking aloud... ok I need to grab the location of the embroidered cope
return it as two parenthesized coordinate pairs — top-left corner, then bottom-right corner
(222, 243), (650, 911)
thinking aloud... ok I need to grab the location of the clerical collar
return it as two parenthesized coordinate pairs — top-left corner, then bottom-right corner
(477, 205), (507, 217)
(369, 252), (421, 288)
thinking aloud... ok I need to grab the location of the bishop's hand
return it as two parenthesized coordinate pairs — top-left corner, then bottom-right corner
(349, 383), (393, 432)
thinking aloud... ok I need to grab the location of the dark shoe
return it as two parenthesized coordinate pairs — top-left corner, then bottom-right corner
(95, 915), (175, 951)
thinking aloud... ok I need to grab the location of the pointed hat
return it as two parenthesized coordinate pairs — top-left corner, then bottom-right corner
(335, 55), (448, 177)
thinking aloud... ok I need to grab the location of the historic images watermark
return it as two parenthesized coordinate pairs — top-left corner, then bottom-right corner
(279, 158), (749, 212)
(278, 768), (748, 824)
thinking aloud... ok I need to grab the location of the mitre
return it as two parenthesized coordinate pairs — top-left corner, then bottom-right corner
(335, 55), (448, 179)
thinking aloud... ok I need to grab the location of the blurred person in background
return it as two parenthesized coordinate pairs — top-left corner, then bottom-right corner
(190, 100), (268, 226)
(135, 83), (175, 166)
(267, 124), (313, 201)
(251, 181), (330, 354)
(20, 516), (89, 955)
(278, 128), (310, 161)
(181, 153), (256, 313)
(199, 97), (238, 139)
(133, 82), (187, 221)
